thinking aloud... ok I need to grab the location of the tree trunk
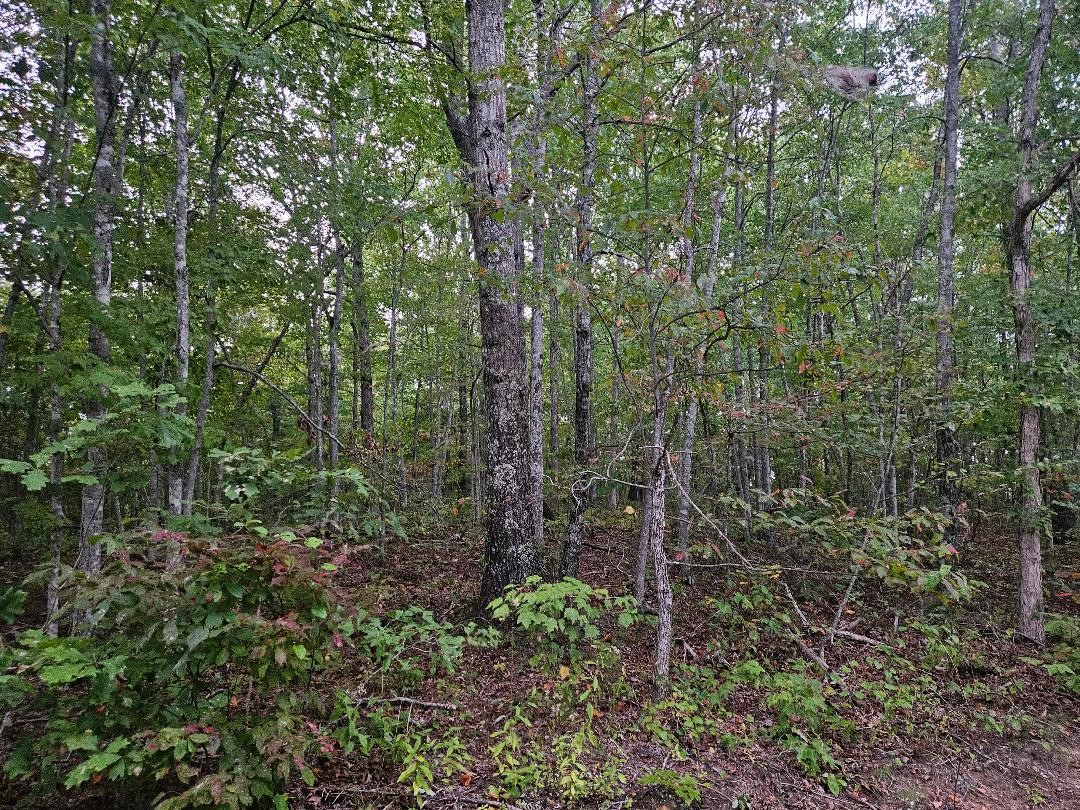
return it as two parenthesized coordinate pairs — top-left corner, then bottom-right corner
(45, 29), (75, 636)
(444, 0), (541, 605)
(935, 0), (962, 540)
(673, 62), (704, 581)
(562, 0), (601, 578)
(351, 241), (374, 436)
(327, 119), (347, 484)
(169, 52), (190, 526)
(183, 105), (230, 511)
(526, 0), (557, 552)
(77, 0), (118, 603)
(548, 291), (560, 471)
(608, 322), (621, 509)
(1005, 0), (1060, 644)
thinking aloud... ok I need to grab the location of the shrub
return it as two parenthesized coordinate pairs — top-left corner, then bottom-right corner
(2, 530), (353, 808)
(487, 576), (642, 662)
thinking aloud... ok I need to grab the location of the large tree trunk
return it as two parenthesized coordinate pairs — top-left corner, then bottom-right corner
(1006, 0), (1056, 644)
(444, 0), (541, 605)
(935, 0), (962, 540)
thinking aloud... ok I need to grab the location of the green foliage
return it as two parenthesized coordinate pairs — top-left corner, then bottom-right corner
(488, 576), (642, 661)
(212, 447), (396, 542)
(485, 697), (624, 803)
(353, 605), (475, 688)
(0, 586), (27, 623)
(643, 664), (734, 755)
(762, 671), (849, 785)
(1039, 615), (1080, 695)
(2, 531), (353, 808)
(639, 768), (703, 806)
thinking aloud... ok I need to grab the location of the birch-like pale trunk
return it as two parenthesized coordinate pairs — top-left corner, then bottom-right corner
(168, 52), (190, 526)
(77, 0), (118, 598)
(935, 0), (962, 539)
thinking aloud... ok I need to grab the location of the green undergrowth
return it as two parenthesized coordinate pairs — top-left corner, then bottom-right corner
(2, 528), (1075, 809)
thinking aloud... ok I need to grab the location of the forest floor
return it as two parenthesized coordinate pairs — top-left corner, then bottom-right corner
(2, 513), (1077, 809)
(288, 512), (1080, 810)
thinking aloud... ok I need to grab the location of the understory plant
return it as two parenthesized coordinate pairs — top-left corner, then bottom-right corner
(1, 530), (354, 808)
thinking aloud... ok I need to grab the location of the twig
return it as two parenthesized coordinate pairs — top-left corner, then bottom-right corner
(381, 696), (458, 711)
(834, 628), (888, 647)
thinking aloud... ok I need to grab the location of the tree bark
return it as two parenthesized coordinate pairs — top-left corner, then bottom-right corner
(1005, 0), (1061, 644)
(351, 241), (374, 436)
(169, 52), (190, 525)
(45, 27), (75, 636)
(77, 0), (118, 600)
(935, 0), (962, 540)
(673, 61), (704, 581)
(327, 118), (347, 485)
(443, 0), (541, 605)
(562, 0), (600, 578)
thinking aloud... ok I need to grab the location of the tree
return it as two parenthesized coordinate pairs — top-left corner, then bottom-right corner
(438, 0), (542, 605)
(1005, 0), (1080, 643)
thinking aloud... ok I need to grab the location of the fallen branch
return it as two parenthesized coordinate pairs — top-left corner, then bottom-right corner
(834, 628), (888, 647)
(381, 696), (458, 711)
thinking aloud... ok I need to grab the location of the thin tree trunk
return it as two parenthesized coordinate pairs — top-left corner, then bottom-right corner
(562, 0), (600, 578)
(935, 0), (962, 540)
(608, 323), (621, 509)
(45, 27), (75, 636)
(548, 291), (560, 471)
(526, 0), (557, 552)
(1005, 0), (1073, 644)
(76, 0), (118, 607)
(168, 52), (190, 528)
(673, 61), (705, 581)
(183, 106), (230, 511)
(351, 241), (374, 436)
(327, 119), (347, 486)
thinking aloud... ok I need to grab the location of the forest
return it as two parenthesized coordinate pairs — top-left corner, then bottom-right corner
(0, 0), (1078, 807)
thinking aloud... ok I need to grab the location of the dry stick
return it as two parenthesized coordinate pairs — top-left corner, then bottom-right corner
(821, 533), (873, 661)
(217, 361), (425, 509)
(217, 361), (346, 450)
(663, 453), (829, 671)
(381, 696), (458, 711)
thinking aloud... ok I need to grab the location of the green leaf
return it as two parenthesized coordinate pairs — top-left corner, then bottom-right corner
(39, 661), (96, 685)
(64, 751), (121, 788)
(186, 625), (209, 650)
